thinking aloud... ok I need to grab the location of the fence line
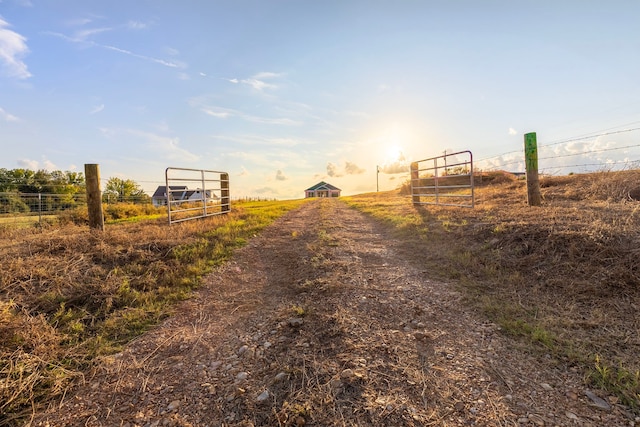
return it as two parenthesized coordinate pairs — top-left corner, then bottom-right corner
(475, 125), (640, 174)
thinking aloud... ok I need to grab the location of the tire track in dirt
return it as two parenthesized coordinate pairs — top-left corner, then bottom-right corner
(34, 199), (632, 426)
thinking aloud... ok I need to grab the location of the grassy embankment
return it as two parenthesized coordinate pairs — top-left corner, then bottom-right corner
(343, 170), (640, 411)
(0, 198), (308, 426)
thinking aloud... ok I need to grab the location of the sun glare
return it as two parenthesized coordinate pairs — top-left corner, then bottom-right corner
(386, 144), (404, 162)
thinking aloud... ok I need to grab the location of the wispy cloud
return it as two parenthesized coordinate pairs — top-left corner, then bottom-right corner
(74, 27), (112, 41)
(0, 107), (20, 121)
(199, 105), (301, 126)
(275, 170), (288, 181)
(46, 26), (185, 69)
(89, 104), (104, 114)
(103, 44), (184, 68)
(100, 127), (200, 163)
(240, 72), (283, 91)
(127, 20), (150, 30)
(327, 161), (366, 177)
(213, 134), (302, 147)
(509, 127), (518, 135)
(0, 17), (31, 79)
(379, 150), (409, 174)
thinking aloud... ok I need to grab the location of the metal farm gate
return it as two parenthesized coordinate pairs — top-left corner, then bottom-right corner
(410, 150), (474, 208)
(164, 167), (230, 225)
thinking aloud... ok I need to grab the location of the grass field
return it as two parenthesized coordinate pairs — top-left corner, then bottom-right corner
(0, 198), (309, 425)
(1, 170), (640, 425)
(343, 170), (640, 410)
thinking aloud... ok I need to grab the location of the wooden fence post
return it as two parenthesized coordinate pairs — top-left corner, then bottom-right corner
(221, 173), (230, 212)
(84, 164), (104, 230)
(410, 162), (419, 205)
(524, 132), (542, 206)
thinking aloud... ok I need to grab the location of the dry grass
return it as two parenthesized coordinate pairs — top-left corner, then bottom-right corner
(344, 169), (640, 409)
(0, 199), (307, 426)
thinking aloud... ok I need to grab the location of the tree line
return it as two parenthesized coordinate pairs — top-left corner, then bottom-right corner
(0, 168), (150, 214)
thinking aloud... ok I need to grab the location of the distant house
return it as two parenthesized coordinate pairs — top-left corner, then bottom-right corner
(151, 186), (217, 207)
(305, 181), (341, 198)
(152, 186), (186, 207)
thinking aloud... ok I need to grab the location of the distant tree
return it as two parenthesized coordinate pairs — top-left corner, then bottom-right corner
(103, 178), (149, 203)
(0, 168), (85, 194)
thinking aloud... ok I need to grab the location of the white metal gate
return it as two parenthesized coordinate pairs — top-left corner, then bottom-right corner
(164, 167), (230, 225)
(410, 150), (474, 208)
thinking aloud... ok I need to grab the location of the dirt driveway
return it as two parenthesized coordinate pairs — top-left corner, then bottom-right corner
(34, 199), (634, 426)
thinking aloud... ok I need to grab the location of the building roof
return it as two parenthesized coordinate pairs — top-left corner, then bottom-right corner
(151, 185), (187, 198)
(305, 181), (341, 191)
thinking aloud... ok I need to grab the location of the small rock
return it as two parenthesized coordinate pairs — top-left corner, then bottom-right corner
(238, 345), (249, 355)
(584, 390), (611, 411)
(167, 400), (180, 411)
(236, 372), (248, 381)
(289, 318), (303, 327)
(566, 390), (578, 400)
(263, 341), (272, 349)
(454, 401), (465, 411)
(565, 411), (578, 420)
(540, 383), (553, 391)
(274, 372), (288, 382)
(256, 390), (270, 402)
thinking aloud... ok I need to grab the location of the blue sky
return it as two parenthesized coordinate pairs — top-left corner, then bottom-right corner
(1, 0), (640, 198)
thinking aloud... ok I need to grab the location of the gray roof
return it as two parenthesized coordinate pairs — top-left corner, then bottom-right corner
(305, 181), (341, 191)
(151, 185), (187, 198)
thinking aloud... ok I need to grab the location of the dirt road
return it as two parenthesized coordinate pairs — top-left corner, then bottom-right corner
(34, 199), (633, 426)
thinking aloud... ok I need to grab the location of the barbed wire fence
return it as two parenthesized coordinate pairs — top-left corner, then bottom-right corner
(476, 124), (640, 175)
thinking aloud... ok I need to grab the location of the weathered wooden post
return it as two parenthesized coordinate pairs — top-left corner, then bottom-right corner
(524, 132), (542, 206)
(84, 163), (104, 230)
(410, 161), (420, 205)
(220, 172), (230, 212)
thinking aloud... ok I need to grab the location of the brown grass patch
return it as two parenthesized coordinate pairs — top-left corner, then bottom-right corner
(344, 169), (640, 409)
(0, 199), (307, 425)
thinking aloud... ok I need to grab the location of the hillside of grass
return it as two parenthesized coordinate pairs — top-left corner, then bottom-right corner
(343, 169), (640, 409)
(0, 199), (308, 426)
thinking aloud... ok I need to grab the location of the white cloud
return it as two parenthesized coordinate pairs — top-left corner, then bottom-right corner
(74, 27), (111, 41)
(89, 104), (104, 114)
(127, 20), (149, 30)
(17, 157), (57, 170)
(0, 17), (31, 79)
(327, 161), (366, 177)
(226, 78), (239, 84)
(242, 78), (276, 91)
(0, 107), (20, 121)
(238, 166), (250, 176)
(327, 162), (342, 177)
(203, 108), (232, 119)
(240, 72), (283, 91)
(17, 158), (38, 169)
(509, 127), (517, 135)
(275, 170), (288, 181)
(344, 161), (365, 175)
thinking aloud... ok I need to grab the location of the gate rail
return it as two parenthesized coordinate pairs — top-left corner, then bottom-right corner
(165, 167), (230, 225)
(410, 150), (474, 208)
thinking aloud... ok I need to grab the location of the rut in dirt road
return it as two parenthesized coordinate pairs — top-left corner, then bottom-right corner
(35, 199), (631, 427)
